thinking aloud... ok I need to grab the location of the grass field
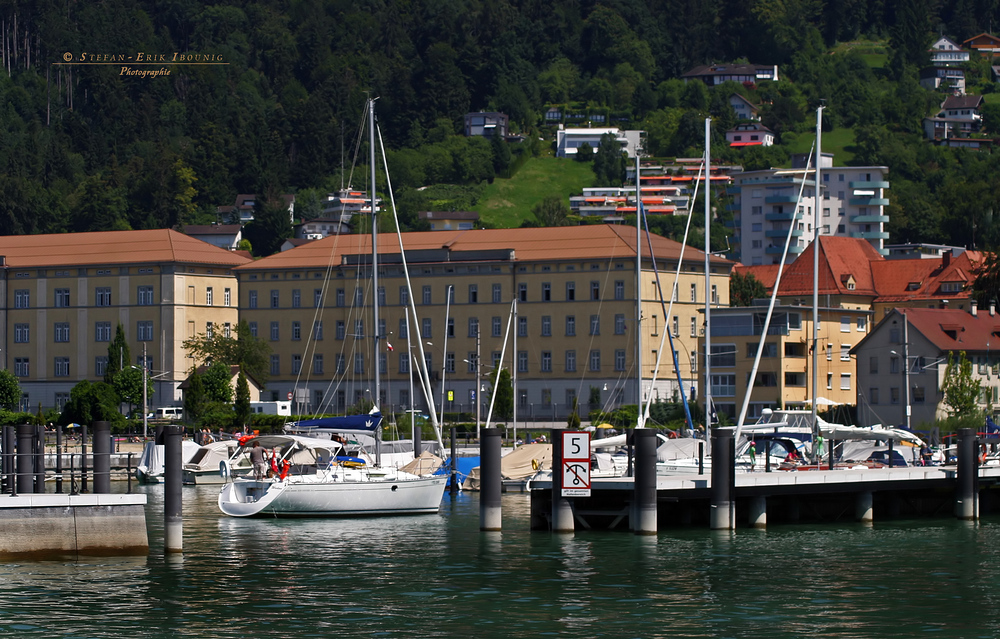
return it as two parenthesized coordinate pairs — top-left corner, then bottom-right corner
(782, 127), (856, 165)
(474, 154), (595, 228)
(830, 40), (888, 69)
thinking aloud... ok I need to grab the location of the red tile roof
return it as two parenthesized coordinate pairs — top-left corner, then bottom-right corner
(871, 251), (982, 302)
(0, 229), (252, 268)
(236, 226), (734, 271)
(900, 307), (1000, 353)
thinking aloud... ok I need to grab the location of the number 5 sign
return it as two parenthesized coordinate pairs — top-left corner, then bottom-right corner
(561, 431), (591, 497)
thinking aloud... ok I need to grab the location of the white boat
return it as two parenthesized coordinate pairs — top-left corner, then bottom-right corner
(182, 440), (244, 484)
(217, 434), (446, 517)
(136, 439), (201, 483)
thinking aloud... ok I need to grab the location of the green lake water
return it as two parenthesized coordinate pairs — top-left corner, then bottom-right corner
(0, 485), (997, 638)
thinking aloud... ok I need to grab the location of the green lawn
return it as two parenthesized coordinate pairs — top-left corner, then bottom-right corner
(781, 127), (856, 165)
(475, 155), (596, 228)
(829, 40), (888, 69)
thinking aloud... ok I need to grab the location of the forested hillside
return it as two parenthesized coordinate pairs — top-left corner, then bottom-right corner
(2, 1), (1000, 253)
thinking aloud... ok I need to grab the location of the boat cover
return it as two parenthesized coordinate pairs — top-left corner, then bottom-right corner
(285, 410), (383, 433)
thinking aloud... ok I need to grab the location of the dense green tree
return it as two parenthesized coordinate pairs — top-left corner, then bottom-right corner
(60, 380), (125, 429)
(183, 320), (270, 388)
(203, 361), (234, 404)
(530, 195), (572, 227)
(490, 367), (513, 423)
(244, 195), (293, 258)
(941, 351), (982, 417)
(184, 367), (207, 424)
(234, 371), (251, 428)
(593, 133), (626, 187)
(113, 366), (154, 416)
(104, 324), (131, 387)
(730, 270), (767, 306)
(0, 370), (21, 411)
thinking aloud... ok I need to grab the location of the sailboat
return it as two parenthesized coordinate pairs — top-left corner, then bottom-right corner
(218, 99), (447, 517)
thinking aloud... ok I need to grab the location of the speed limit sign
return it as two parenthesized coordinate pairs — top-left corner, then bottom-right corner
(561, 431), (591, 497)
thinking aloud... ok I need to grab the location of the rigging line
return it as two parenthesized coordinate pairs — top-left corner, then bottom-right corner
(641, 161), (703, 434)
(734, 140), (816, 442)
(377, 121), (446, 455)
(484, 299), (517, 430)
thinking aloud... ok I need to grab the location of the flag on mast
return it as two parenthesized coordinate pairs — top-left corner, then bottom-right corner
(386, 342), (394, 351)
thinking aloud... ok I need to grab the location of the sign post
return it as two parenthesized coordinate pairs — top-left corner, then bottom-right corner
(561, 431), (591, 497)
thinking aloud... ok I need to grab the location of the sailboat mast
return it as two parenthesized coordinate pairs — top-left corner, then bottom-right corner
(635, 153), (643, 420)
(812, 106), (823, 456)
(704, 118), (711, 443)
(369, 98), (380, 411)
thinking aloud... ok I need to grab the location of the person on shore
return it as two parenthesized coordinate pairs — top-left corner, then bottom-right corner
(749, 441), (756, 471)
(250, 441), (268, 480)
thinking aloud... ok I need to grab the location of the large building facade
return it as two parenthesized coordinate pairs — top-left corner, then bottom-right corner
(235, 226), (733, 421)
(0, 230), (248, 411)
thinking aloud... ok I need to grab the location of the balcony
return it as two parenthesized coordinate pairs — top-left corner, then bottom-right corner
(851, 231), (890, 240)
(765, 212), (802, 222)
(766, 244), (805, 255)
(849, 197), (890, 206)
(765, 228), (803, 238)
(726, 186), (742, 195)
(850, 214), (889, 224)
(849, 180), (889, 189)
(765, 194), (798, 204)
(723, 218), (740, 228)
(725, 203), (742, 212)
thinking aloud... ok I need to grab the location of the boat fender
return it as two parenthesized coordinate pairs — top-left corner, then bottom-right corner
(219, 459), (230, 480)
(237, 435), (254, 447)
(270, 451), (279, 474)
(279, 459), (291, 481)
(531, 459), (540, 471)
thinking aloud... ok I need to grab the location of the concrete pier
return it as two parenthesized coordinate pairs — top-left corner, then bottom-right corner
(749, 496), (767, 529)
(856, 491), (873, 524)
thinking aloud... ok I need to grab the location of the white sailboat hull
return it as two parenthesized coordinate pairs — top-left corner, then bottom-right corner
(218, 471), (447, 517)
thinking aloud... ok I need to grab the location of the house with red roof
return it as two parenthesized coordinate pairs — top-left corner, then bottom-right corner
(852, 305), (1000, 428)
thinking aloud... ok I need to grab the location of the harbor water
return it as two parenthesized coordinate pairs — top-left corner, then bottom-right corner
(1, 484), (999, 638)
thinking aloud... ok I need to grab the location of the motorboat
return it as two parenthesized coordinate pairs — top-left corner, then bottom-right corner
(183, 440), (243, 484)
(217, 433), (446, 517)
(135, 438), (201, 484)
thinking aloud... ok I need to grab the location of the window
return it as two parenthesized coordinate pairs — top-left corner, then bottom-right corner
(541, 351), (552, 372)
(615, 349), (626, 371)
(314, 321), (323, 340)
(615, 314), (626, 335)
(517, 351), (527, 373)
(542, 283), (551, 301)
(224, 288), (231, 307)
(353, 353), (363, 375)
(249, 290), (258, 308)
(400, 353), (410, 374)
(378, 287), (386, 307)
(54, 322), (70, 343)
(422, 286), (432, 305)
(857, 316), (867, 332)
(249, 322), (258, 338)
(336, 288), (345, 307)
(14, 289), (28, 309)
(355, 319), (365, 338)
(292, 354), (302, 375)
(870, 356), (878, 374)
(711, 374), (736, 397)
(890, 357), (899, 374)
(614, 280), (624, 300)
(710, 344), (736, 367)
(751, 223), (762, 232)
(672, 316), (679, 337)
(291, 289), (301, 308)
(870, 388), (879, 404)
(270, 290), (279, 308)
(589, 349), (601, 372)
(591, 281), (600, 300)
(398, 286), (409, 306)
(751, 205), (762, 215)
(352, 287), (362, 307)
(270, 322), (279, 341)
(332, 320), (344, 340)
(492, 284), (502, 303)
(840, 373), (851, 391)
(590, 315), (600, 335)
(690, 316), (697, 337)
(206, 287), (214, 306)
(827, 372), (833, 390)
(566, 315), (576, 336)
(566, 282), (575, 301)
(711, 285), (718, 304)
(890, 387), (900, 404)
(137, 321), (153, 341)
(206, 322), (214, 340)
(14, 323), (28, 343)
(55, 288), (70, 307)
(447, 286), (455, 304)
(95, 356), (108, 377)
(841, 344), (850, 361)
(517, 316), (527, 337)
(270, 354), (280, 375)
(14, 358), (28, 377)
(690, 283), (697, 302)
(138, 286), (154, 305)
(292, 321), (301, 341)
(336, 355), (345, 375)
(379, 353), (387, 375)
(565, 350), (576, 372)
(422, 318), (432, 339)
(518, 283), (527, 302)
(54, 357), (69, 377)
(913, 387), (925, 404)
(691, 350), (698, 372)
(492, 317), (502, 337)
(826, 344), (832, 361)
(788, 313), (802, 330)
(542, 316), (552, 337)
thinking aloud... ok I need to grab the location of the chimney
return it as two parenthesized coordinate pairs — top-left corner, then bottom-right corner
(942, 250), (952, 268)
(971, 299), (978, 317)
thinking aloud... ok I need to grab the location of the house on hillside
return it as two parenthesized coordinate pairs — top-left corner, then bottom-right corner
(419, 211), (479, 231)
(217, 194), (295, 225)
(183, 224), (243, 251)
(726, 122), (774, 147)
(729, 94), (760, 121)
(464, 112), (509, 139)
(681, 63), (779, 86)
(923, 94), (984, 141)
(964, 33), (1000, 56)
(929, 36), (970, 64)
(555, 127), (643, 158)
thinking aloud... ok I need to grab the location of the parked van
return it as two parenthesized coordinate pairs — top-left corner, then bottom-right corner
(154, 407), (184, 420)
(250, 401), (292, 416)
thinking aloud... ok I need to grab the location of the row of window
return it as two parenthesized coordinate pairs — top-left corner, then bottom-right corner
(265, 349), (629, 377)
(12, 355), (153, 378)
(14, 321), (158, 344)
(248, 281), (632, 309)
(12, 286), (230, 309)
(711, 372), (855, 397)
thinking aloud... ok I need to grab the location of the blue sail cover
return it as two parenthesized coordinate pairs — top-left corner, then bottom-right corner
(287, 412), (383, 433)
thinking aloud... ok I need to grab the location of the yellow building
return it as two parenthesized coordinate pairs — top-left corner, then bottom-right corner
(0, 230), (249, 410)
(235, 226), (733, 420)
